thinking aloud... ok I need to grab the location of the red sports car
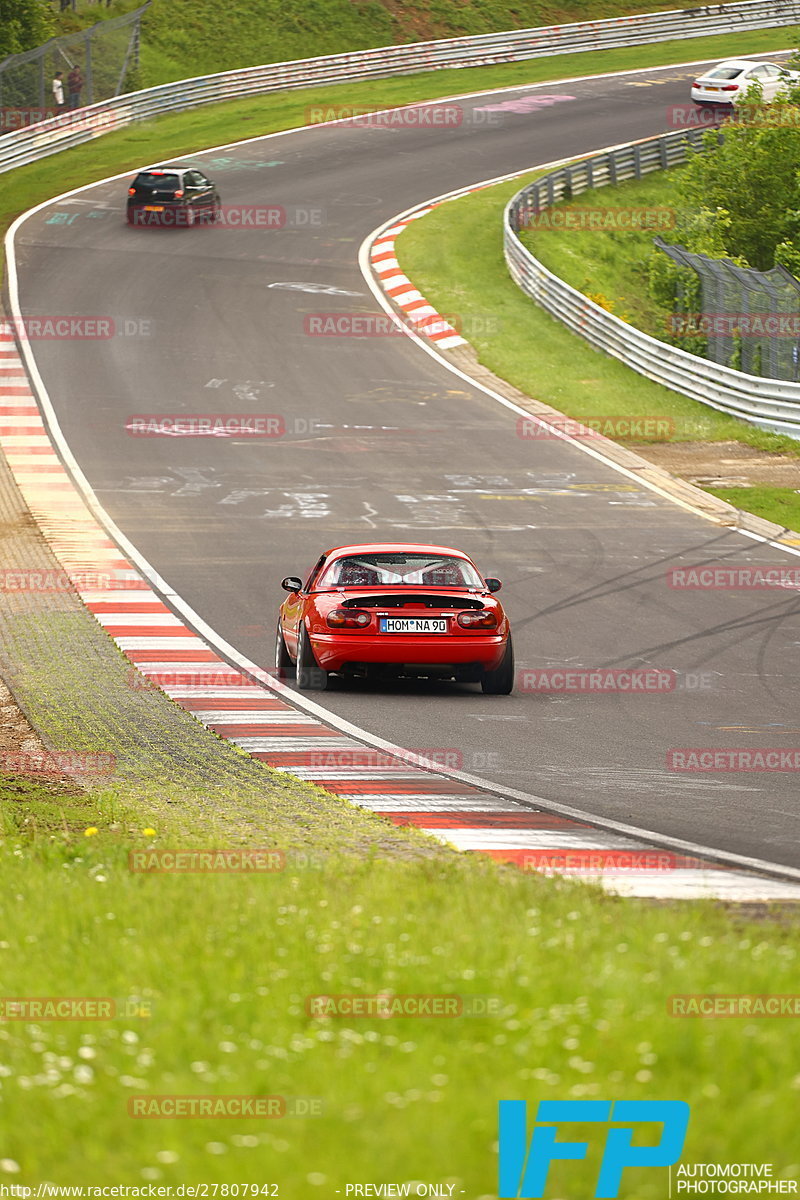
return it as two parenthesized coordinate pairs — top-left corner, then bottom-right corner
(275, 542), (514, 694)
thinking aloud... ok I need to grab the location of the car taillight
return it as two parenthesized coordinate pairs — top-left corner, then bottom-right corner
(327, 607), (371, 629)
(457, 610), (498, 629)
(721, 84), (739, 91)
(173, 189), (184, 197)
(128, 187), (136, 195)
(693, 80), (703, 87)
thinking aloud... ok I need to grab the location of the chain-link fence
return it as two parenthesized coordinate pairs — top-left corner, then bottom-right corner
(655, 238), (800, 382)
(0, 1), (149, 125)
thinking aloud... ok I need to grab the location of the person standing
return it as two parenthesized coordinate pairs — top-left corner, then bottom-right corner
(52, 72), (65, 112)
(67, 66), (84, 110)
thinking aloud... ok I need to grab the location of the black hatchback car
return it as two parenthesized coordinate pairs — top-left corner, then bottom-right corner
(126, 166), (220, 226)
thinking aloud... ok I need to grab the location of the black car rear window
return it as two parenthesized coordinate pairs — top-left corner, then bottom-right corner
(134, 173), (181, 189)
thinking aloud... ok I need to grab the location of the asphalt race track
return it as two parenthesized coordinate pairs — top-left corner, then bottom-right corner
(11, 57), (800, 869)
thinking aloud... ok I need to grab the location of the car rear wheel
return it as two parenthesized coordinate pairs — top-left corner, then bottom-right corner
(296, 625), (329, 691)
(481, 636), (514, 695)
(274, 621), (294, 681)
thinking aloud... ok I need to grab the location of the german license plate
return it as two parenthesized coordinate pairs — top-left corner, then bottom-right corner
(379, 617), (447, 634)
(144, 205), (164, 211)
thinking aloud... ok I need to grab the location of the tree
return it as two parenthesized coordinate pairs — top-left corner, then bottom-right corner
(0, 0), (54, 59)
(673, 90), (800, 270)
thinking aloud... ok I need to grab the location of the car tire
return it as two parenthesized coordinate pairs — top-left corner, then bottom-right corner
(274, 621), (295, 681)
(481, 636), (514, 695)
(296, 624), (328, 691)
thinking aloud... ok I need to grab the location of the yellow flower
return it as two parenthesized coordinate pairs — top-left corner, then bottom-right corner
(84, 827), (99, 837)
(142, 828), (156, 837)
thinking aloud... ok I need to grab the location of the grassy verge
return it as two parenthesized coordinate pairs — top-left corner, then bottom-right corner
(2, 814), (800, 1188)
(394, 169), (800, 483)
(520, 171), (680, 339)
(136, 6), (798, 85)
(704, 485), (800, 530)
(0, 773), (103, 839)
(46, 0), (800, 89)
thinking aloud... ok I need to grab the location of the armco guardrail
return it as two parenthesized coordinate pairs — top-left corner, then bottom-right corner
(505, 129), (800, 439)
(1, 0), (800, 174)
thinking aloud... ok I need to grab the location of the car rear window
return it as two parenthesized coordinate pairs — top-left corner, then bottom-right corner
(317, 553), (483, 589)
(704, 67), (744, 80)
(133, 173), (181, 189)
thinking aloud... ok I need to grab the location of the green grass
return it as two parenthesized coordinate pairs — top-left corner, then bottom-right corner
(520, 171), (681, 338)
(0, 772), (101, 838)
(704, 485), (800, 529)
(2, 823), (800, 1189)
(394, 168), (800, 466)
(46, 0), (800, 89)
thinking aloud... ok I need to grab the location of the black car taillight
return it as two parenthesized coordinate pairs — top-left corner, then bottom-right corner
(457, 610), (498, 629)
(327, 607), (371, 629)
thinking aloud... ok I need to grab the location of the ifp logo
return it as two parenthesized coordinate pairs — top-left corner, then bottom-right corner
(498, 1099), (690, 1198)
